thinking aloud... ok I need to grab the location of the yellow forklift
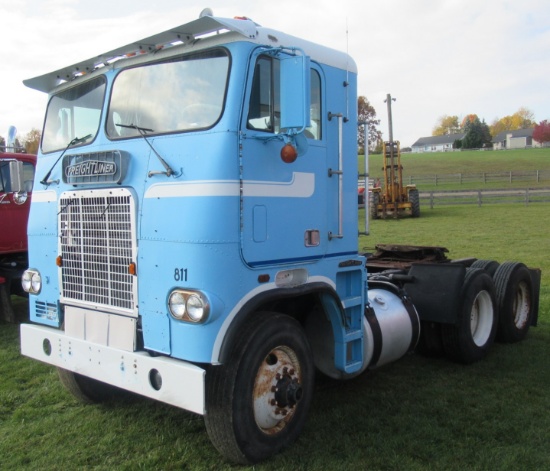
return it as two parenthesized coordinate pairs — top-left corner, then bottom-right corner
(370, 95), (420, 219)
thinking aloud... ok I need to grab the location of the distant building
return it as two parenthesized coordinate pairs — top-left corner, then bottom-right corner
(492, 128), (539, 150)
(410, 133), (465, 153)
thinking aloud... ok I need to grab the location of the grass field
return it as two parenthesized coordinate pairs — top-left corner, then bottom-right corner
(1, 158), (549, 469)
(361, 147), (550, 191)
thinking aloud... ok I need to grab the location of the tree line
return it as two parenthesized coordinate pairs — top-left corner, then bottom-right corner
(432, 108), (550, 149)
(0, 129), (40, 154)
(358, 99), (550, 153)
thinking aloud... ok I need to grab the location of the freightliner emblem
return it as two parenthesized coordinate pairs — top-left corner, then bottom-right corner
(65, 160), (116, 178)
(62, 151), (128, 185)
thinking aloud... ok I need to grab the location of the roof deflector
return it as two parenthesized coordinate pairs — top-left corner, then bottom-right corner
(23, 14), (258, 93)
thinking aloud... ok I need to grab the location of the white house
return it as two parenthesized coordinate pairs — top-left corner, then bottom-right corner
(410, 133), (465, 153)
(492, 128), (539, 150)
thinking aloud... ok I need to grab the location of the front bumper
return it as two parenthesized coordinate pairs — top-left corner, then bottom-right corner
(20, 323), (205, 415)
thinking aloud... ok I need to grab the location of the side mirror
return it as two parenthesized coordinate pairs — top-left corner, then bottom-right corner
(280, 53), (311, 134)
(8, 160), (25, 193)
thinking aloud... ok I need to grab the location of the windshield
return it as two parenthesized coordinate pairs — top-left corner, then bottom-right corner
(107, 49), (230, 138)
(42, 76), (106, 153)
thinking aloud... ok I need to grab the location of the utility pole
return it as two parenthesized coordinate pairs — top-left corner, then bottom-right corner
(384, 93), (396, 143)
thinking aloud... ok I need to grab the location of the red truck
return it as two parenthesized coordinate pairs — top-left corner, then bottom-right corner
(0, 146), (36, 322)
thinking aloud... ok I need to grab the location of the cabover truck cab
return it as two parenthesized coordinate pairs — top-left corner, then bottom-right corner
(20, 11), (540, 464)
(0, 147), (36, 322)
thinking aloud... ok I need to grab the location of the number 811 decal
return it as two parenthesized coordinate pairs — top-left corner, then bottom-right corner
(174, 268), (188, 282)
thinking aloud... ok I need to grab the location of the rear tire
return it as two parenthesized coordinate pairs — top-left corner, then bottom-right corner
(442, 269), (497, 364)
(204, 312), (314, 464)
(493, 262), (533, 343)
(471, 259), (500, 277)
(58, 368), (124, 404)
(409, 189), (420, 218)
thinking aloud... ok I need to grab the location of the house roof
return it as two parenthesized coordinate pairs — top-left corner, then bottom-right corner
(411, 133), (465, 148)
(492, 128), (534, 143)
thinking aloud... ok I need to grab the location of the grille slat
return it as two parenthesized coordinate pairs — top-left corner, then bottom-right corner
(59, 190), (136, 313)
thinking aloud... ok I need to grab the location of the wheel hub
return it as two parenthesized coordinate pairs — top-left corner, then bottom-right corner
(253, 346), (302, 434)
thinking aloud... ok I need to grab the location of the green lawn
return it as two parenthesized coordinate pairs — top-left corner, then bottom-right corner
(1, 204), (549, 469)
(360, 147), (550, 191)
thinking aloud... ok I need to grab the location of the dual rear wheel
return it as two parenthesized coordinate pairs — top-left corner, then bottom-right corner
(420, 261), (535, 363)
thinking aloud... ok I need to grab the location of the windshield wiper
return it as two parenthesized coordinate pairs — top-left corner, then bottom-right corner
(40, 134), (92, 186)
(116, 123), (175, 177)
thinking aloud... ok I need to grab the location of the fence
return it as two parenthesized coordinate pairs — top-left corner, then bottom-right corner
(419, 188), (550, 208)
(405, 170), (550, 186)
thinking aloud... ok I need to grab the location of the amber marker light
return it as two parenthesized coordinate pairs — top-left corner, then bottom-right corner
(56, 256), (63, 267)
(258, 274), (270, 283)
(128, 262), (137, 276)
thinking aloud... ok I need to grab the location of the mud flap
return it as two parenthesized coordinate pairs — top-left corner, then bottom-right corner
(403, 263), (465, 325)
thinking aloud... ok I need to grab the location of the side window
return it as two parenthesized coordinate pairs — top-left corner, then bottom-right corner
(247, 57), (322, 140)
(308, 70), (322, 140)
(247, 57), (280, 133)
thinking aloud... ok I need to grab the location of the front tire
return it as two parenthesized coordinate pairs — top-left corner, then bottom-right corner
(442, 269), (497, 364)
(58, 368), (124, 404)
(204, 312), (314, 464)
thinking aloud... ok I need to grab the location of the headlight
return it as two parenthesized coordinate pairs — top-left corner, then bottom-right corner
(186, 294), (205, 322)
(168, 289), (210, 323)
(22, 269), (42, 294)
(168, 291), (186, 319)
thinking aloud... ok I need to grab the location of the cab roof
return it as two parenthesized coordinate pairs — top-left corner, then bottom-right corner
(24, 12), (356, 94)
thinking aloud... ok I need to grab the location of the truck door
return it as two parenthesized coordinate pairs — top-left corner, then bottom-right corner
(240, 54), (327, 267)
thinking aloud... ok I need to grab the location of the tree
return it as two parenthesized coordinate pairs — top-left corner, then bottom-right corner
(462, 116), (492, 149)
(432, 115), (460, 136)
(357, 96), (382, 153)
(23, 129), (41, 154)
(461, 114), (479, 129)
(490, 107), (536, 136)
(533, 120), (550, 145)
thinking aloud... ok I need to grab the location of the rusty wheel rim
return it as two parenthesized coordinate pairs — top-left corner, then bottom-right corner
(252, 345), (303, 435)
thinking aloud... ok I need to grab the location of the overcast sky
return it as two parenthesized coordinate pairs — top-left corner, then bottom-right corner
(1, 0), (549, 147)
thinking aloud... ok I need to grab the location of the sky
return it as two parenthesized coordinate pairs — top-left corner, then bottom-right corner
(1, 0), (549, 148)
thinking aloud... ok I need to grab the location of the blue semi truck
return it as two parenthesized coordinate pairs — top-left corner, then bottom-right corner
(20, 10), (540, 463)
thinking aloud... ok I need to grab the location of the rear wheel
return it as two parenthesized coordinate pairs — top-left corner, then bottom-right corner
(58, 368), (124, 404)
(494, 262), (533, 343)
(471, 259), (500, 277)
(409, 188), (420, 217)
(204, 312), (314, 464)
(442, 269), (497, 364)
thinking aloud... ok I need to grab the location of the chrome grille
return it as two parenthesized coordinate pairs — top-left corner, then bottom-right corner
(59, 188), (137, 314)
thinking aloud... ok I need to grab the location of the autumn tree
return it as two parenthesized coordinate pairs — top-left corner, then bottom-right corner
(462, 116), (492, 149)
(432, 115), (460, 136)
(533, 120), (550, 145)
(490, 107), (535, 136)
(461, 114), (479, 129)
(357, 96), (382, 152)
(23, 128), (41, 154)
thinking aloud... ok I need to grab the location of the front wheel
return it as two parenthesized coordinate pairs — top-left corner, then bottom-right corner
(57, 368), (124, 404)
(442, 269), (497, 364)
(204, 312), (314, 464)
